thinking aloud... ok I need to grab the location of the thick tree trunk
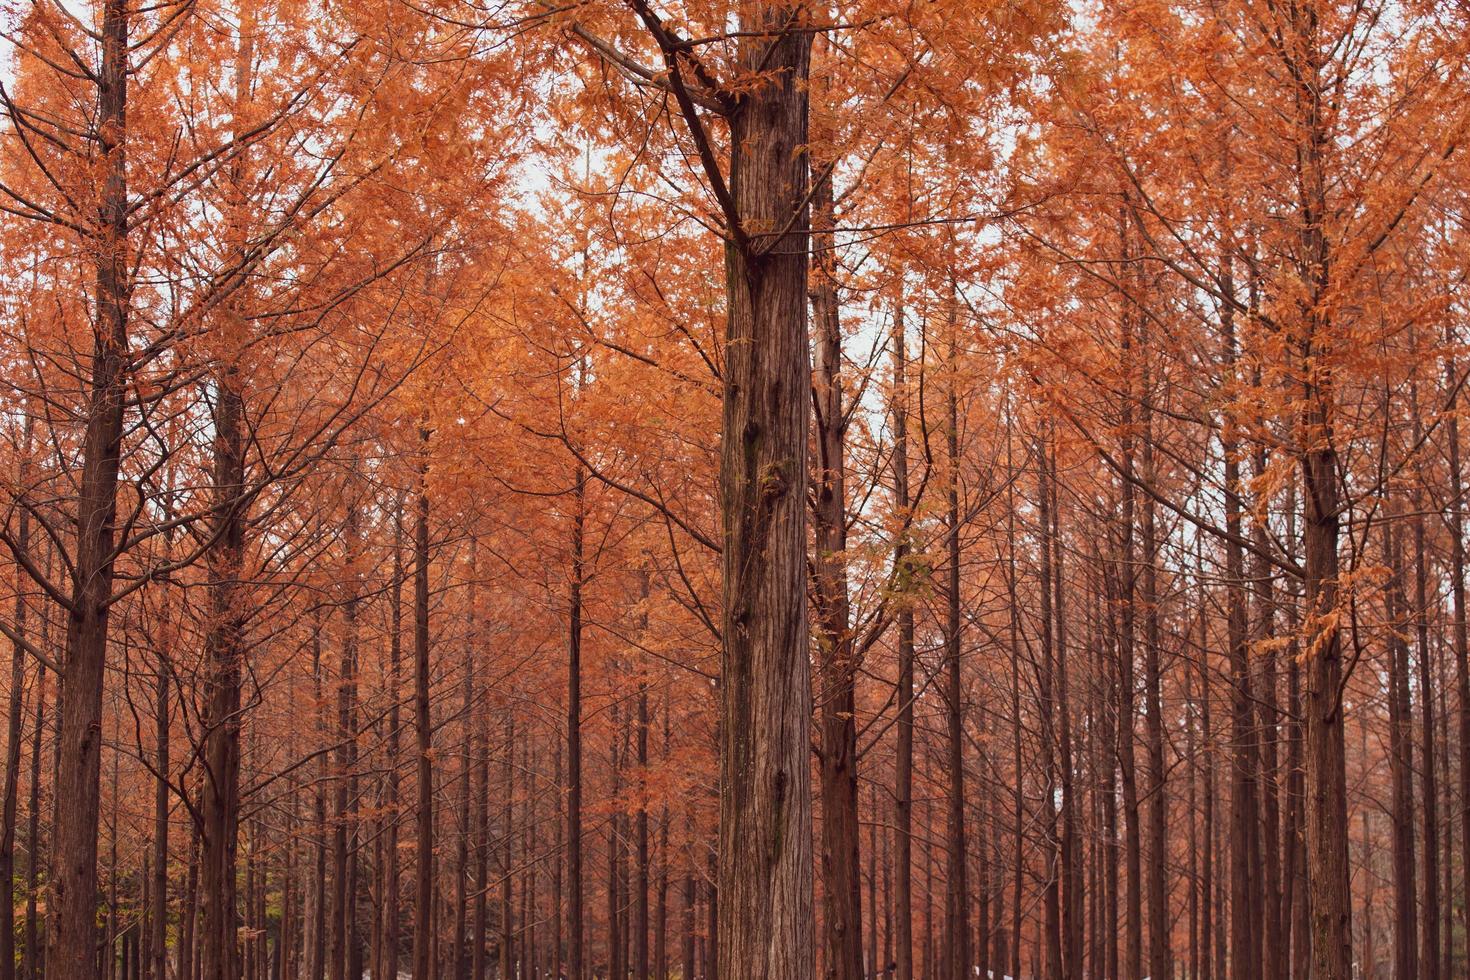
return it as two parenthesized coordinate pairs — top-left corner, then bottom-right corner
(715, 7), (815, 979)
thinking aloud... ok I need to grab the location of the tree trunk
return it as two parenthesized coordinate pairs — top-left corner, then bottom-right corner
(1414, 484), (1441, 980)
(385, 514), (404, 980)
(22, 661), (44, 980)
(200, 367), (247, 980)
(568, 463), (585, 980)
(1, 425), (30, 980)
(715, 7), (815, 979)
(1385, 517), (1418, 980)
(152, 669), (169, 980)
(47, 2), (130, 974)
(890, 296), (915, 980)
(811, 159), (862, 980)
(941, 304), (969, 980)
(636, 661), (651, 979)
(412, 444), (434, 980)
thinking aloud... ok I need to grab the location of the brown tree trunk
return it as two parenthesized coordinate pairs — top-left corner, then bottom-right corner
(1414, 486), (1441, 980)
(329, 503), (360, 980)
(1, 425), (30, 980)
(810, 159), (862, 980)
(385, 514), (404, 980)
(941, 304), (970, 980)
(1139, 348), (1170, 980)
(714, 7), (815, 979)
(890, 296), (915, 980)
(22, 662), (44, 980)
(681, 808), (696, 980)
(568, 463), (585, 980)
(1295, 25), (1351, 977)
(412, 444), (434, 980)
(47, 2), (131, 974)
(636, 667), (651, 979)
(1301, 388), (1350, 980)
(1444, 345), (1470, 978)
(1219, 264), (1261, 980)
(199, 368), (247, 980)
(1385, 517), (1418, 980)
(1037, 436), (1063, 980)
(500, 713), (515, 980)
(152, 668), (169, 980)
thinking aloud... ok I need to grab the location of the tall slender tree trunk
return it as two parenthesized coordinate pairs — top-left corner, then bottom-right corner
(568, 462), (585, 980)
(412, 442), (434, 980)
(1037, 436), (1063, 980)
(811, 159), (862, 980)
(1443, 342), (1470, 979)
(941, 302), (969, 980)
(1293, 14), (1352, 973)
(48, 3), (131, 974)
(152, 668), (169, 980)
(199, 365), (247, 980)
(22, 662), (44, 980)
(501, 714), (516, 980)
(635, 647), (651, 980)
(890, 296), (915, 980)
(1385, 517), (1419, 980)
(1139, 346), (1170, 980)
(1, 422), (31, 980)
(330, 502), (362, 980)
(1413, 459), (1441, 980)
(385, 513), (404, 980)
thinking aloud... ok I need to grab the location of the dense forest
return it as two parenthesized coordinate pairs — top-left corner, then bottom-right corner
(1, 1), (1468, 979)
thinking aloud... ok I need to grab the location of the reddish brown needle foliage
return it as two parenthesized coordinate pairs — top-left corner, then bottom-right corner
(1, 2), (1467, 980)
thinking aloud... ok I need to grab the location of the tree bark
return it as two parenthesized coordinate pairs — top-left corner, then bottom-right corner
(1, 423), (31, 980)
(811, 157), (862, 980)
(941, 302), (970, 980)
(890, 296), (915, 980)
(199, 367), (247, 980)
(568, 462), (585, 980)
(47, 2), (131, 974)
(714, 7), (815, 979)
(412, 442), (434, 980)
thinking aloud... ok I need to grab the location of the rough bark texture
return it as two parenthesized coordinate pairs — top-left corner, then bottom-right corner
(47, 2), (130, 974)
(568, 465), (585, 980)
(891, 299), (915, 980)
(200, 369), (246, 980)
(811, 160), (862, 980)
(412, 449), (434, 980)
(715, 6), (815, 978)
